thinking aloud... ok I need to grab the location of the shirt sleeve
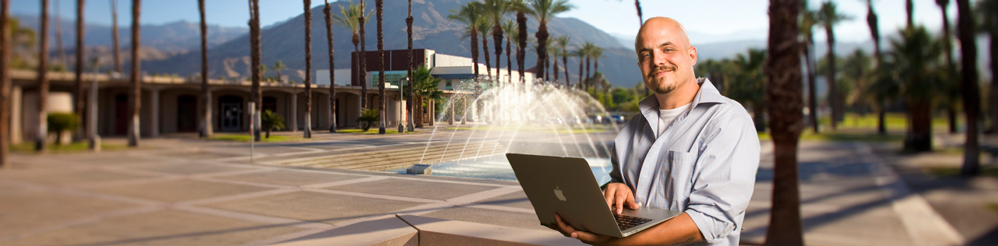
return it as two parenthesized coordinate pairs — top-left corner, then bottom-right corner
(685, 116), (760, 243)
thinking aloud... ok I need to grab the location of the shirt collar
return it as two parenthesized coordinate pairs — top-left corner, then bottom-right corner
(639, 78), (724, 122)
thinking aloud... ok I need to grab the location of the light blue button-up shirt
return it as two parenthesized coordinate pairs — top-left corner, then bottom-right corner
(609, 78), (760, 245)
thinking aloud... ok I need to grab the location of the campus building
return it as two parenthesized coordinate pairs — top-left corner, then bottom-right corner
(6, 49), (534, 143)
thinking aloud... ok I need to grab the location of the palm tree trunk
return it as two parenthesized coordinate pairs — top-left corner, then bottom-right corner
(585, 56), (591, 90)
(804, 41), (818, 133)
(36, 0), (50, 151)
(406, 0), (414, 131)
(552, 54), (559, 86)
(562, 53), (569, 87)
(471, 28), (479, 84)
(352, 34), (360, 110)
(493, 24), (503, 84)
(764, 0), (804, 245)
(127, 0), (141, 147)
(249, 0), (261, 141)
(0, 0), (11, 167)
(534, 22), (549, 82)
(866, 1), (884, 134)
(304, 0), (313, 138)
(577, 57), (583, 89)
(359, 0), (367, 110)
(55, 0), (64, 68)
(938, 0), (958, 134)
(415, 96), (423, 128)
(956, 0), (980, 176)
(905, 100), (933, 152)
(516, 11), (526, 83)
(199, 0), (212, 138)
(506, 37), (511, 84)
(376, 0), (385, 134)
(825, 24), (838, 130)
(325, 0), (337, 133)
(111, 0), (122, 73)
(482, 31), (492, 84)
(74, 0), (85, 142)
(991, 30), (998, 134)
(906, 0), (914, 27)
(632, 0), (643, 25)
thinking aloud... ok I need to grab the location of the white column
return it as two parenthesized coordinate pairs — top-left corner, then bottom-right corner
(10, 86), (22, 144)
(290, 92), (298, 132)
(150, 88), (159, 138)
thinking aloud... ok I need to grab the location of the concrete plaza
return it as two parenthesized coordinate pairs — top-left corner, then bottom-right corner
(0, 128), (994, 245)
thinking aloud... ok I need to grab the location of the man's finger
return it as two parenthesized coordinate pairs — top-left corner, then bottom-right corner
(615, 191), (626, 214)
(554, 213), (576, 234)
(626, 192), (639, 209)
(603, 188), (616, 208)
(570, 230), (602, 243)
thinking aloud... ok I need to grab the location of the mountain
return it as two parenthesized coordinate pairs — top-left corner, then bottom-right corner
(143, 0), (642, 87)
(15, 14), (248, 54)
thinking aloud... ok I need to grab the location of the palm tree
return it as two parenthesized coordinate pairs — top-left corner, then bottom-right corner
(304, 0), (314, 138)
(249, 0), (262, 141)
(199, 0), (212, 138)
(477, 17), (494, 84)
(977, 0), (997, 134)
(111, 0), (122, 73)
(549, 41), (560, 85)
(333, 1), (371, 112)
(1, 0), (11, 167)
(731, 49), (768, 131)
(448, 2), (484, 84)
(555, 35), (570, 87)
(501, 20), (517, 83)
(592, 46), (603, 80)
(764, 0), (804, 245)
(581, 42), (595, 89)
(55, 0), (65, 69)
(817, 1), (848, 130)
(906, 0), (915, 27)
(261, 110), (285, 138)
(376, 0), (385, 134)
(574, 48), (584, 89)
(863, 0), (887, 134)
(73, 0), (86, 141)
(526, 0), (573, 83)
(412, 66), (443, 128)
(893, 26), (940, 153)
(406, 0), (414, 131)
(800, 0), (819, 133)
(36, 0), (50, 151)
(956, 0), (981, 175)
(514, 0), (527, 83)
(483, 0), (513, 83)
(935, 0), (960, 134)
(272, 60), (286, 83)
(127, 0), (141, 147)
(324, 0), (337, 133)
(359, 0), (368, 111)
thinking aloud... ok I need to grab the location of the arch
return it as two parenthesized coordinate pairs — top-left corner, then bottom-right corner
(176, 95), (198, 132)
(218, 95), (244, 132)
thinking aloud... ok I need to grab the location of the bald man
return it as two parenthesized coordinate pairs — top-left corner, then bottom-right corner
(551, 17), (760, 245)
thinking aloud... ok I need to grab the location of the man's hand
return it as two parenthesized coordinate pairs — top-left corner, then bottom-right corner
(603, 183), (639, 214)
(551, 213), (615, 245)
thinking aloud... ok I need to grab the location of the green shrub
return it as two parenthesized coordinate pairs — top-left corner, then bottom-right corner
(356, 108), (380, 132)
(261, 110), (285, 138)
(47, 112), (78, 145)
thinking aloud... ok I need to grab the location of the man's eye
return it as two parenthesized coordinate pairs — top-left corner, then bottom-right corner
(664, 48), (674, 52)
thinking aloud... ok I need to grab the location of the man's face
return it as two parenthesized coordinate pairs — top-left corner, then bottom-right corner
(635, 21), (697, 95)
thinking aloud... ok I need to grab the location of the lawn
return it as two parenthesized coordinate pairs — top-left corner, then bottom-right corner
(337, 128), (420, 134)
(210, 134), (305, 142)
(9, 142), (130, 154)
(444, 124), (611, 134)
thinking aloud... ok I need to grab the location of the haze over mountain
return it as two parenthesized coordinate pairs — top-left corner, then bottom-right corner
(143, 0), (643, 87)
(15, 13), (248, 55)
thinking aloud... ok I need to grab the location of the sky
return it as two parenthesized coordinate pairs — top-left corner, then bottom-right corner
(11, 0), (958, 44)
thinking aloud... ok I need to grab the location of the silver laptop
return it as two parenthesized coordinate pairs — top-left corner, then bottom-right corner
(506, 153), (682, 238)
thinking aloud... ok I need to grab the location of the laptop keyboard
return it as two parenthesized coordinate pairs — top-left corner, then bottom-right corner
(614, 214), (653, 231)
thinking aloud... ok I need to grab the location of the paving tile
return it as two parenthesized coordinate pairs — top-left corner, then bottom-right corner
(3, 209), (306, 246)
(472, 190), (534, 210)
(203, 191), (426, 225)
(154, 151), (242, 160)
(0, 191), (137, 238)
(85, 179), (273, 202)
(57, 155), (170, 166)
(0, 169), (152, 186)
(421, 206), (549, 231)
(273, 215), (417, 246)
(325, 177), (498, 201)
(213, 170), (366, 186)
(122, 163), (255, 175)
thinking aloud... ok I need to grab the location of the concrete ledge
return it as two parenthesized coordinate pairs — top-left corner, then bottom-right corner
(272, 215), (417, 246)
(398, 215), (587, 246)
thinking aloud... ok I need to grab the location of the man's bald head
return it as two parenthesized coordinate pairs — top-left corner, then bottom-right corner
(634, 17), (691, 51)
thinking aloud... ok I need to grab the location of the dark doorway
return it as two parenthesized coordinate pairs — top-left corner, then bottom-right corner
(219, 95), (243, 131)
(263, 96), (277, 113)
(177, 95), (198, 132)
(114, 94), (128, 135)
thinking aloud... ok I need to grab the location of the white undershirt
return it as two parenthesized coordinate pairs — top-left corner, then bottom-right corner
(657, 103), (692, 138)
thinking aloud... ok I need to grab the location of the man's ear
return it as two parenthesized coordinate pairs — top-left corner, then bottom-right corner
(689, 45), (698, 66)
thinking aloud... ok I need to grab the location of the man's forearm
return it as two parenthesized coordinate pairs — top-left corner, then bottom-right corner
(604, 212), (704, 246)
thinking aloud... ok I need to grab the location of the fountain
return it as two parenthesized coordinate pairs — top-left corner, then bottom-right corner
(394, 76), (622, 184)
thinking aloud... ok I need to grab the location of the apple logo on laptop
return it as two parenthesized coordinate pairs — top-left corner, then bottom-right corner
(554, 186), (567, 201)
